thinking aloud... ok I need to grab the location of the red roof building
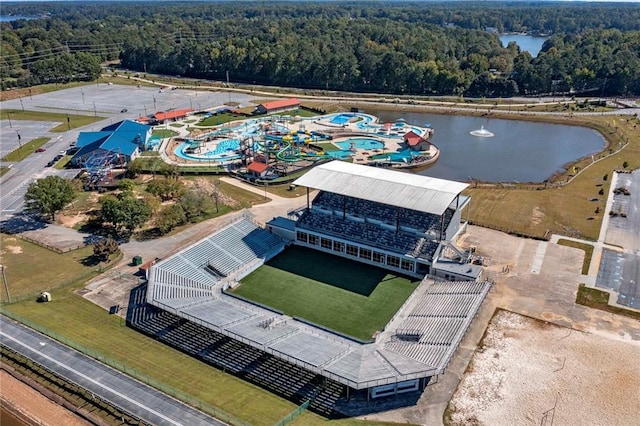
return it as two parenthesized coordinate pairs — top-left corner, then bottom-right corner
(403, 131), (430, 151)
(254, 98), (300, 115)
(247, 162), (270, 174)
(153, 108), (194, 123)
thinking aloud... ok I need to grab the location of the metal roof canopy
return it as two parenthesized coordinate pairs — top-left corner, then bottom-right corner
(294, 161), (469, 216)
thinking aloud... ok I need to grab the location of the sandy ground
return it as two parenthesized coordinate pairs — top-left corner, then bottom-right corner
(447, 310), (640, 426)
(0, 370), (91, 426)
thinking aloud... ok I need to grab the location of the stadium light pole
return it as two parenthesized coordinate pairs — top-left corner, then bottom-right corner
(1, 264), (11, 303)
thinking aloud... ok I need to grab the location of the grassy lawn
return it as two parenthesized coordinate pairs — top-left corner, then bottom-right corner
(0, 236), (110, 303)
(556, 239), (594, 274)
(233, 247), (419, 340)
(575, 284), (640, 321)
(1, 137), (50, 162)
(198, 113), (247, 127)
(169, 123), (185, 128)
(218, 180), (270, 207)
(54, 154), (73, 169)
(0, 109), (104, 132)
(152, 129), (179, 138)
(466, 115), (639, 240)
(0, 166), (9, 177)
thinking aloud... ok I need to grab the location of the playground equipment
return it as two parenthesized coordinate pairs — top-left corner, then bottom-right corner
(82, 149), (124, 188)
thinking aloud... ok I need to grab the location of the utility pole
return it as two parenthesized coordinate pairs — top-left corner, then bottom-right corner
(6, 111), (12, 128)
(19, 98), (24, 111)
(1, 265), (11, 304)
(226, 70), (231, 104)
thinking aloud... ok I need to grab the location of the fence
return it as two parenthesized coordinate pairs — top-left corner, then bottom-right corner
(274, 390), (316, 426)
(0, 309), (251, 426)
(15, 233), (87, 254)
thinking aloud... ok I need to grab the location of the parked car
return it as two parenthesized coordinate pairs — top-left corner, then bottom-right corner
(35, 148), (46, 153)
(46, 160), (56, 167)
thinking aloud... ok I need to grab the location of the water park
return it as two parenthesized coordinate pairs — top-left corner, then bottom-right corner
(169, 112), (439, 180)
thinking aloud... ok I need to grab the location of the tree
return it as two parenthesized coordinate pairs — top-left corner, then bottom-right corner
(179, 189), (212, 222)
(156, 204), (186, 234)
(146, 179), (185, 201)
(100, 194), (151, 236)
(24, 176), (75, 221)
(117, 178), (136, 193)
(93, 237), (120, 262)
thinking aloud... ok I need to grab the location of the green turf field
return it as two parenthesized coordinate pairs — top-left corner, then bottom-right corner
(233, 247), (420, 340)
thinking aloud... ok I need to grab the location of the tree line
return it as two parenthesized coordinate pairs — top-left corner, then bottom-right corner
(2, 1), (640, 96)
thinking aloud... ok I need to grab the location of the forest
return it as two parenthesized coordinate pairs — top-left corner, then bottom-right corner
(1, 1), (640, 97)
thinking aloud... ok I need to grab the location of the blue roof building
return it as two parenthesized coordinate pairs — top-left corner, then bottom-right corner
(72, 120), (152, 166)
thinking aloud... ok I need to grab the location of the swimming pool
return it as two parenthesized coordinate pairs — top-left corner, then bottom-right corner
(335, 138), (384, 150)
(331, 114), (355, 125)
(175, 139), (244, 162)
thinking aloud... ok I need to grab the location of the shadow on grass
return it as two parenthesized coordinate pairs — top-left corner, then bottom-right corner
(265, 246), (414, 296)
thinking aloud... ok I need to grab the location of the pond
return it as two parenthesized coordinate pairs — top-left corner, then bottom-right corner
(499, 34), (549, 57)
(370, 111), (606, 183)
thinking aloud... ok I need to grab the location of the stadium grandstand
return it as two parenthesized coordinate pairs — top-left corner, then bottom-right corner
(136, 161), (491, 416)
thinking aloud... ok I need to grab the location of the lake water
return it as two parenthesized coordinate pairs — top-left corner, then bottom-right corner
(0, 15), (37, 22)
(499, 34), (549, 57)
(371, 110), (605, 183)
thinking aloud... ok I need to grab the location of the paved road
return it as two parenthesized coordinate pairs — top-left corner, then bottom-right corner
(0, 315), (225, 426)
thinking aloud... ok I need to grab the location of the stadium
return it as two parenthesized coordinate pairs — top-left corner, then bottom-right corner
(130, 160), (492, 416)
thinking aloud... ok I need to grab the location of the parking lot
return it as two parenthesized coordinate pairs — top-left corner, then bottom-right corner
(1, 83), (260, 122)
(596, 170), (640, 310)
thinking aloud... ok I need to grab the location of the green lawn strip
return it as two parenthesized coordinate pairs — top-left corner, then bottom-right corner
(218, 180), (270, 207)
(152, 129), (179, 138)
(0, 166), (9, 177)
(0, 109), (104, 132)
(140, 151), (160, 157)
(575, 284), (640, 321)
(198, 113), (247, 127)
(234, 247), (419, 340)
(54, 154), (73, 169)
(556, 239), (593, 274)
(1, 137), (50, 162)
(169, 123), (185, 128)
(0, 236), (108, 302)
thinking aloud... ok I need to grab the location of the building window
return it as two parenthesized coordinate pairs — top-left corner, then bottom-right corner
(333, 241), (345, 253)
(296, 231), (308, 243)
(308, 234), (319, 246)
(373, 252), (385, 264)
(321, 237), (332, 249)
(359, 248), (372, 260)
(401, 259), (414, 271)
(387, 256), (400, 268)
(346, 244), (358, 257)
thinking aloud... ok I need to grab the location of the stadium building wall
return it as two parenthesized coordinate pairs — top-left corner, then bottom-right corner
(294, 229), (425, 279)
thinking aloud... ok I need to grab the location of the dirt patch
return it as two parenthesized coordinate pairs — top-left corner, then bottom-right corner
(184, 177), (240, 208)
(531, 206), (545, 226)
(0, 370), (90, 426)
(4, 245), (23, 254)
(447, 310), (640, 426)
(57, 213), (89, 228)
